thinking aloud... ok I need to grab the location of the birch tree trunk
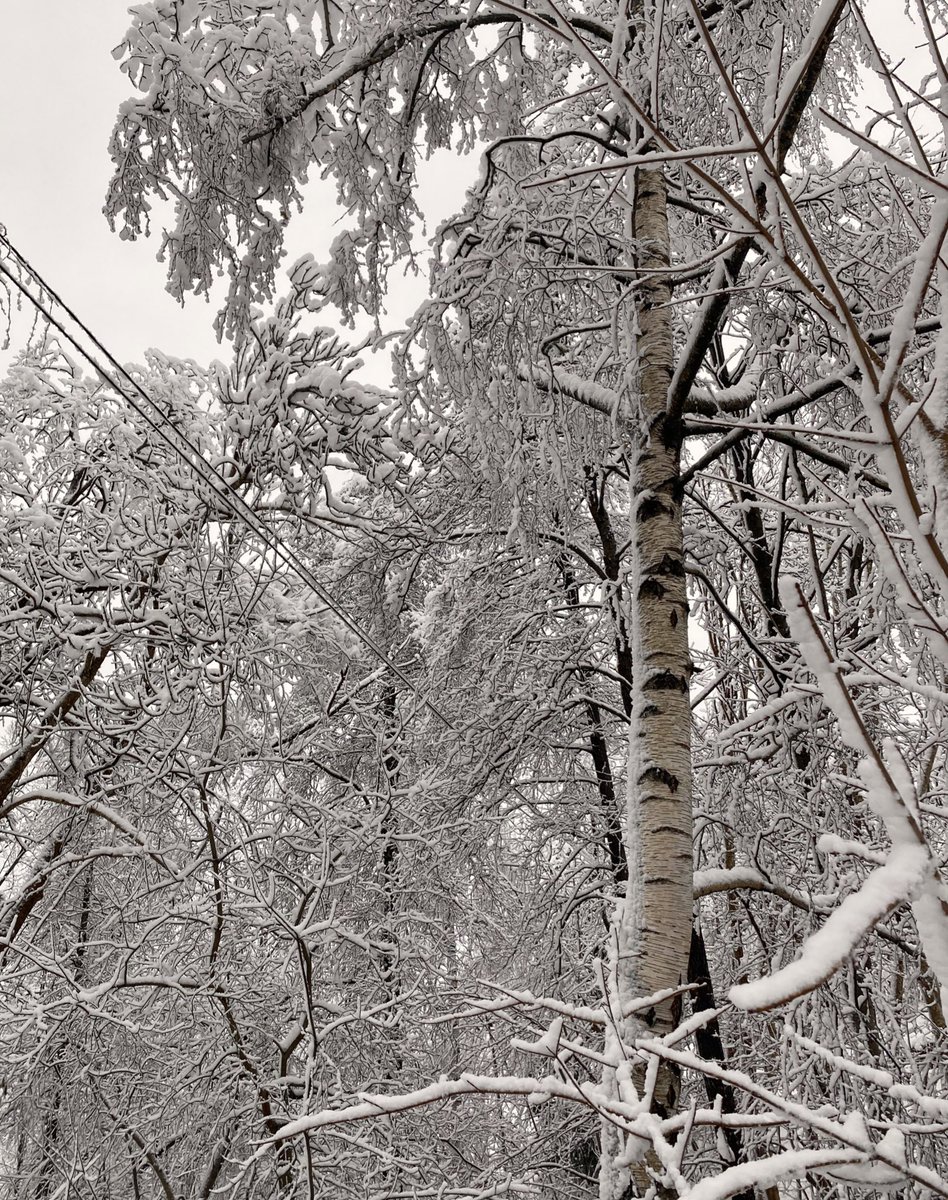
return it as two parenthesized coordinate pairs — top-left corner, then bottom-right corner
(626, 164), (692, 1046)
(602, 162), (693, 1196)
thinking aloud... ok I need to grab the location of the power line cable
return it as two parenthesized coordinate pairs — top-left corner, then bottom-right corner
(0, 227), (583, 839)
(0, 227), (458, 732)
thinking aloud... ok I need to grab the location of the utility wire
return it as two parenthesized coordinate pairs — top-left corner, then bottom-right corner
(0, 227), (458, 732)
(0, 231), (557, 822)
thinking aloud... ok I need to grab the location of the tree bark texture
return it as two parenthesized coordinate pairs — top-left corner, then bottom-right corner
(624, 163), (692, 1046)
(602, 164), (693, 1196)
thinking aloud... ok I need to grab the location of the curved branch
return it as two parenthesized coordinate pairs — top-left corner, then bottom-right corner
(243, 10), (614, 144)
(667, 0), (850, 415)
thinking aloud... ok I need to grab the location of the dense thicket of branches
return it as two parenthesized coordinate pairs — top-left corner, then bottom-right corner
(1, 1), (947, 1197)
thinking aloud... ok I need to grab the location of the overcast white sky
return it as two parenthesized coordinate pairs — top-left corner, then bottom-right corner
(0, 1), (929, 379)
(1, 3), (225, 366)
(0, 2), (470, 377)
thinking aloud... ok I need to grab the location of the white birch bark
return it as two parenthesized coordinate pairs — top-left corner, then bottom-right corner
(601, 162), (694, 1198)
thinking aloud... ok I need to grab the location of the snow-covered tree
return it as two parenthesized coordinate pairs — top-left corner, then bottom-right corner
(1, 0), (947, 1196)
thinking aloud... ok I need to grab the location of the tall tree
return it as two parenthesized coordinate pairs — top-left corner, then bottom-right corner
(1, 1), (947, 1197)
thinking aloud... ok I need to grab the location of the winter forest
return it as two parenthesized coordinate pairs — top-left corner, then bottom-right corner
(1, 0), (947, 1196)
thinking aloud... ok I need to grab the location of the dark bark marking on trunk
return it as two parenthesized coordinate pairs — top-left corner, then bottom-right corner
(640, 766), (680, 792)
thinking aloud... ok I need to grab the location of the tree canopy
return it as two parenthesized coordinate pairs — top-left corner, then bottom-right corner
(1, 2), (947, 1197)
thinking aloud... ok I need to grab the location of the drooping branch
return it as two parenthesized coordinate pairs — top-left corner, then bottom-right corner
(666, 0), (850, 415)
(242, 8), (615, 144)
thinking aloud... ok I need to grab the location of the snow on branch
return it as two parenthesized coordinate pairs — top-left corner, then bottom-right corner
(729, 579), (948, 1011)
(820, 109), (948, 200)
(424, 981), (691, 1029)
(685, 372), (761, 417)
(258, 1070), (638, 1147)
(694, 866), (817, 912)
(728, 844), (930, 1011)
(636, 1040), (946, 1196)
(683, 1147), (869, 1200)
(515, 361), (622, 417)
(0, 788), (183, 881)
(242, 10), (614, 144)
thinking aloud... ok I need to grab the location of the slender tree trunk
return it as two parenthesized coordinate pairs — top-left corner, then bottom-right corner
(379, 683), (402, 1039)
(625, 164), (693, 1039)
(602, 164), (694, 1196)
